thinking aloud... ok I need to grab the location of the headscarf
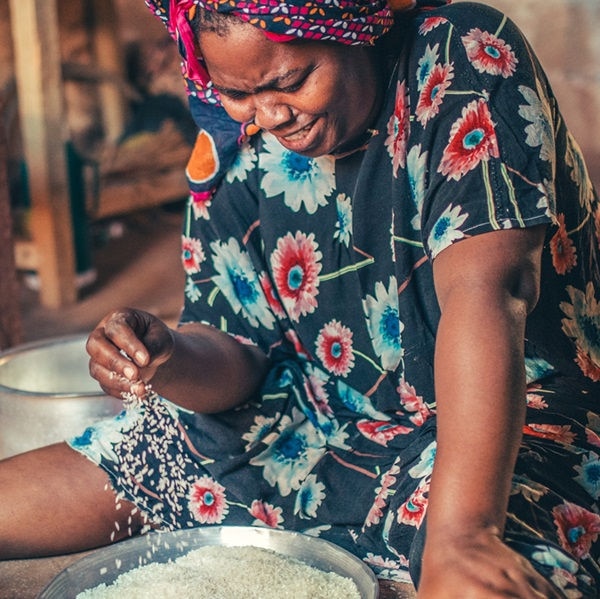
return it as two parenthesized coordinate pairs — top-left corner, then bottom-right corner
(144, 0), (446, 200)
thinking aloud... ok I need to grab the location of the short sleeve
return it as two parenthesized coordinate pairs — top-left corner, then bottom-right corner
(403, 2), (558, 260)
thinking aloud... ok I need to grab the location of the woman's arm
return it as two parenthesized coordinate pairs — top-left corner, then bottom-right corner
(418, 225), (562, 598)
(86, 308), (270, 413)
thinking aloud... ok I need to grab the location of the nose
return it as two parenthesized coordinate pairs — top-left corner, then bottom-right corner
(252, 94), (294, 131)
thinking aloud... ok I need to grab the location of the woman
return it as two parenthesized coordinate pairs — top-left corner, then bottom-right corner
(1, 1), (599, 597)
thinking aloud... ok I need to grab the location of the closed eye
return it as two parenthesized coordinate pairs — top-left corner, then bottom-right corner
(218, 88), (250, 101)
(215, 67), (314, 100)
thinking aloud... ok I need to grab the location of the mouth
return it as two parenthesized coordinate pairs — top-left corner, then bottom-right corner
(274, 118), (321, 153)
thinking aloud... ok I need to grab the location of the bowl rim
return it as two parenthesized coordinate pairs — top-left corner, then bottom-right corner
(0, 333), (106, 398)
(38, 526), (380, 598)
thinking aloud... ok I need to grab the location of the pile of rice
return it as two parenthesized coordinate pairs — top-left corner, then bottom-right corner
(76, 545), (362, 599)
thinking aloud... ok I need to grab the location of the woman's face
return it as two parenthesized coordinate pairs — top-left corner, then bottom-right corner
(198, 21), (381, 157)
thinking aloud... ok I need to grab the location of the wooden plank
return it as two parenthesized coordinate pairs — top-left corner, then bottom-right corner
(9, 0), (77, 307)
(0, 94), (23, 349)
(93, 168), (189, 220)
(91, 0), (129, 144)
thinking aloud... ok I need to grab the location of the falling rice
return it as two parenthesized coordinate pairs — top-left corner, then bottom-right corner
(75, 544), (362, 599)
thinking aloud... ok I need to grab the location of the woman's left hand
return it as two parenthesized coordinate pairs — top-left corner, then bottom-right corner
(417, 529), (563, 598)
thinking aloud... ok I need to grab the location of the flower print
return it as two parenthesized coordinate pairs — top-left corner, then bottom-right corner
(586, 427), (600, 449)
(438, 98), (499, 181)
(211, 237), (276, 329)
(397, 477), (429, 527)
(416, 62), (454, 126)
(427, 203), (469, 259)
(248, 499), (283, 528)
(552, 501), (600, 559)
(363, 276), (404, 371)
(334, 193), (353, 246)
(462, 28), (518, 78)
(526, 393), (548, 409)
(356, 420), (412, 446)
(368, 558), (412, 583)
(181, 235), (205, 274)
(573, 452), (600, 500)
(518, 84), (555, 162)
(242, 414), (279, 450)
(68, 407), (140, 464)
(305, 365), (333, 417)
(364, 459), (400, 528)
(336, 380), (390, 420)
(190, 190), (212, 220)
(260, 133), (335, 214)
(550, 214), (577, 275)
(284, 329), (312, 360)
(259, 273), (286, 319)
(524, 356), (555, 383)
(225, 141), (257, 183)
(406, 144), (428, 230)
(270, 231), (322, 322)
(565, 132), (595, 212)
(530, 543), (580, 577)
(250, 409), (326, 497)
(418, 16), (448, 35)
(188, 475), (229, 524)
(294, 473), (326, 519)
(315, 319), (355, 377)
(397, 378), (434, 426)
(416, 43), (440, 90)
(523, 423), (576, 445)
(408, 441), (436, 479)
(184, 276), (201, 303)
(385, 80), (410, 177)
(575, 348), (600, 382)
(561, 283), (600, 378)
(530, 544), (585, 599)
(510, 475), (548, 503)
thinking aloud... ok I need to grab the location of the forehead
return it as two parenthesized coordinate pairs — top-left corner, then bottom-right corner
(198, 20), (341, 87)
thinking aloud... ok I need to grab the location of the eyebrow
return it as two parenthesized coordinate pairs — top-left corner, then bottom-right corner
(213, 65), (313, 96)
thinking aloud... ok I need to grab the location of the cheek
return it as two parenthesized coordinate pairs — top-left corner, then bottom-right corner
(219, 98), (253, 124)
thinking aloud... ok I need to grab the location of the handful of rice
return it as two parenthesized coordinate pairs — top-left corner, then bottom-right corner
(76, 544), (362, 599)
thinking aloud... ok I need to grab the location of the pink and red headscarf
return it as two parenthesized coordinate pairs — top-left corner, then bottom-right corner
(144, 0), (443, 199)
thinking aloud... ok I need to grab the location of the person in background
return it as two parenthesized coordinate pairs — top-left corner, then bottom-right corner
(1, 1), (599, 597)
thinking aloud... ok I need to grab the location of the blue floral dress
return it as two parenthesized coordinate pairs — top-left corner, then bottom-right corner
(69, 2), (600, 595)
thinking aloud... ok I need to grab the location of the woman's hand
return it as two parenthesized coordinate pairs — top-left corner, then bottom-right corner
(417, 529), (563, 598)
(86, 307), (174, 399)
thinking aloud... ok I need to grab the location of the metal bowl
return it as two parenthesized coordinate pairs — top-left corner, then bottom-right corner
(0, 334), (122, 459)
(38, 526), (379, 598)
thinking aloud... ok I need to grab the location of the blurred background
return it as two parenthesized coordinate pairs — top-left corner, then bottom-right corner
(0, 0), (599, 348)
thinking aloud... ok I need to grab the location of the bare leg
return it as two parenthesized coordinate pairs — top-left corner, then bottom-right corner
(0, 443), (148, 559)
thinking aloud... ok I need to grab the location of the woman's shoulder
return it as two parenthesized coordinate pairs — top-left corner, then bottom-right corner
(406, 1), (530, 53)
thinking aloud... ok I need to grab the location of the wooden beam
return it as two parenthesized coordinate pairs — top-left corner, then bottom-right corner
(0, 93), (23, 349)
(91, 0), (129, 144)
(9, 0), (77, 307)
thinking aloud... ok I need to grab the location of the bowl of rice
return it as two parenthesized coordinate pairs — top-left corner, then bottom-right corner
(37, 526), (379, 598)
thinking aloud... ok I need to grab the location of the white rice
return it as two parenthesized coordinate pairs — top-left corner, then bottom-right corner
(76, 544), (362, 599)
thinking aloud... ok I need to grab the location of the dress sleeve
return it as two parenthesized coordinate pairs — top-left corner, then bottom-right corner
(404, 2), (559, 260)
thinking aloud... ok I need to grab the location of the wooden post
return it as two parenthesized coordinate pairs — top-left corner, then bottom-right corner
(91, 0), (128, 144)
(9, 0), (77, 307)
(0, 94), (23, 349)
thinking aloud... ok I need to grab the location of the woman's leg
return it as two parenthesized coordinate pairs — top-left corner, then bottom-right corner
(0, 443), (147, 559)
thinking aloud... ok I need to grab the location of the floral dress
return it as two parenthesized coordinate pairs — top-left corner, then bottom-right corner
(69, 2), (600, 595)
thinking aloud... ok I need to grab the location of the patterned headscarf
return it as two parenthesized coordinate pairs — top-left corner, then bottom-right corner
(144, 0), (441, 200)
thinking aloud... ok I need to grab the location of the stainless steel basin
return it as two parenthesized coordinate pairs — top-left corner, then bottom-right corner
(0, 335), (122, 459)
